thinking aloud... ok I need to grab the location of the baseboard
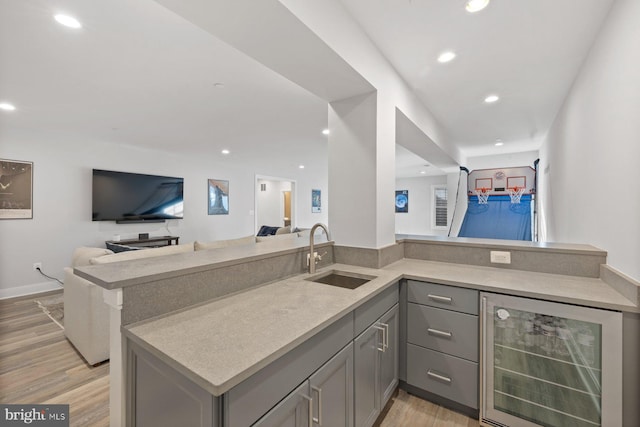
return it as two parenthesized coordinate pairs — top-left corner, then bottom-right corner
(0, 281), (63, 300)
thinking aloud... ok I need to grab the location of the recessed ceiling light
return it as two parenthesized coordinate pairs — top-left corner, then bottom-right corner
(484, 94), (500, 103)
(54, 14), (82, 29)
(322, 129), (330, 135)
(495, 142), (504, 147)
(437, 51), (456, 63)
(0, 103), (16, 111)
(420, 171), (426, 174)
(465, 0), (490, 13)
(213, 83), (225, 88)
(221, 149), (230, 155)
(299, 165), (305, 169)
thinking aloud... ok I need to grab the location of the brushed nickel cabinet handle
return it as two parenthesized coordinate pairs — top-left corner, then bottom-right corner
(427, 370), (452, 384)
(427, 328), (453, 338)
(374, 325), (386, 352)
(427, 294), (453, 304)
(302, 394), (313, 427)
(311, 386), (322, 425)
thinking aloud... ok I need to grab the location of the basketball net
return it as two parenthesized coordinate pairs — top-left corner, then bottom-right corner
(475, 188), (490, 204)
(508, 187), (525, 204)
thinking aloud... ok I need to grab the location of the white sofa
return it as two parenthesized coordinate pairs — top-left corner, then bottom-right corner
(64, 243), (196, 365)
(63, 232), (307, 365)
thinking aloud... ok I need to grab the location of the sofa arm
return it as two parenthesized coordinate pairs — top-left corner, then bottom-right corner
(63, 267), (110, 365)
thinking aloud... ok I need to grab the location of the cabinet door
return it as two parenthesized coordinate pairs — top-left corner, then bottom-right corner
(379, 304), (399, 408)
(309, 343), (353, 427)
(354, 323), (382, 427)
(253, 381), (311, 427)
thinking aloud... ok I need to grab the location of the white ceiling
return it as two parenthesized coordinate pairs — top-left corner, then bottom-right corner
(0, 0), (615, 173)
(339, 0), (614, 157)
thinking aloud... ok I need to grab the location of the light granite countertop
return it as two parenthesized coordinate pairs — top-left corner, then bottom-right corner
(124, 258), (638, 399)
(124, 263), (402, 396)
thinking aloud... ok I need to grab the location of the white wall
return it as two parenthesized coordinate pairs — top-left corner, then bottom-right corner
(395, 175), (448, 236)
(539, 0), (640, 281)
(0, 132), (327, 297)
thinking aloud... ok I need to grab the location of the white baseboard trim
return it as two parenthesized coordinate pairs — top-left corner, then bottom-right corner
(0, 281), (63, 300)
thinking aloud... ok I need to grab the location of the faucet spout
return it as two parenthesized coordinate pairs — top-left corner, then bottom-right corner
(309, 223), (331, 274)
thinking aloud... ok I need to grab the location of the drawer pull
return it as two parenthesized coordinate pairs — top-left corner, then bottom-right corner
(427, 328), (453, 339)
(427, 294), (453, 304)
(427, 370), (452, 384)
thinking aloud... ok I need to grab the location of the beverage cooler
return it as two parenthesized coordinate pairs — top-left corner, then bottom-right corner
(480, 292), (622, 427)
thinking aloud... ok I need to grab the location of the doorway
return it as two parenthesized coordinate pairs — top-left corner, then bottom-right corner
(255, 175), (296, 232)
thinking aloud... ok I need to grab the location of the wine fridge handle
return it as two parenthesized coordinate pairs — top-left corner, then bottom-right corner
(480, 295), (487, 420)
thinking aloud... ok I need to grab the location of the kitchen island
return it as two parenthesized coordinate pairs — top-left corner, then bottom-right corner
(77, 236), (640, 426)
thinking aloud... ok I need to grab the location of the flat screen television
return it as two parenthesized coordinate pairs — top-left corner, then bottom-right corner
(92, 169), (184, 223)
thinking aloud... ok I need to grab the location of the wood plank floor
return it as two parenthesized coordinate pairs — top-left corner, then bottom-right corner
(0, 290), (479, 427)
(0, 290), (109, 427)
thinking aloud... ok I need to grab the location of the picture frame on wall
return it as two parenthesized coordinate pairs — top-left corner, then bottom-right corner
(0, 159), (33, 219)
(312, 189), (321, 213)
(395, 190), (408, 213)
(208, 179), (229, 215)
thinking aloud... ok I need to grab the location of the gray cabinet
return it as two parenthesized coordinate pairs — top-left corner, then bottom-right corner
(251, 335), (355, 427)
(309, 343), (354, 427)
(253, 381), (311, 427)
(127, 341), (220, 427)
(354, 303), (399, 427)
(405, 280), (479, 411)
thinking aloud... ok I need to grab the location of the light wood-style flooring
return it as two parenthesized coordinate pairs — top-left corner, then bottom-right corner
(0, 290), (479, 427)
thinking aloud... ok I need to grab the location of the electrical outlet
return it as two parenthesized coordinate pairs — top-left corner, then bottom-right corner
(490, 251), (511, 264)
(33, 262), (42, 271)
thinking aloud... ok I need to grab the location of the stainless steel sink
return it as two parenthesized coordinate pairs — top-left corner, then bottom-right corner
(306, 270), (377, 290)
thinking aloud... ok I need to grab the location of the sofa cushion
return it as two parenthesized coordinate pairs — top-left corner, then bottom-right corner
(90, 243), (194, 264)
(194, 235), (256, 251)
(256, 233), (300, 243)
(275, 225), (291, 235)
(71, 247), (115, 268)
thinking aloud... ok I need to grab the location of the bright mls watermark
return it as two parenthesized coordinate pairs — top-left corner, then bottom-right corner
(1, 405), (69, 426)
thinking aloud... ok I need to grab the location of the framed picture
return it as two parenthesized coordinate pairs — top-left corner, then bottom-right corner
(208, 179), (229, 215)
(0, 159), (33, 219)
(312, 189), (321, 213)
(395, 190), (408, 213)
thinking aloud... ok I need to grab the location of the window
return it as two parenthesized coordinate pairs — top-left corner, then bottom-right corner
(432, 185), (448, 230)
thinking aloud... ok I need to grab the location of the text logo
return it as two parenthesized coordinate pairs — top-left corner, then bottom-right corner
(1, 405), (69, 426)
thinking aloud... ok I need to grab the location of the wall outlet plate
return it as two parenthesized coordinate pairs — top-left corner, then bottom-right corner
(33, 262), (42, 271)
(490, 251), (511, 264)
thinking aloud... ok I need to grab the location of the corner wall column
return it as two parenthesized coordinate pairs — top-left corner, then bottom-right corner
(328, 91), (396, 248)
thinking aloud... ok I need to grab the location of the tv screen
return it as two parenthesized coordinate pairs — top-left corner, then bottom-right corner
(92, 169), (184, 222)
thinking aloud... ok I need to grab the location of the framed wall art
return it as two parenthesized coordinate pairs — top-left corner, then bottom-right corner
(208, 179), (229, 215)
(0, 159), (33, 219)
(312, 189), (321, 213)
(395, 190), (408, 213)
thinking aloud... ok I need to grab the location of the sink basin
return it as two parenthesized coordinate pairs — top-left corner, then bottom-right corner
(306, 270), (377, 290)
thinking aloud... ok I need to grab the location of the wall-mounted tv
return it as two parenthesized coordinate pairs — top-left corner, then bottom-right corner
(92, 169), (184, 223)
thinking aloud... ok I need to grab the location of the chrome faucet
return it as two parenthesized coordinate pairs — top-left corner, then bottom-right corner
(308, 223), (331, 274)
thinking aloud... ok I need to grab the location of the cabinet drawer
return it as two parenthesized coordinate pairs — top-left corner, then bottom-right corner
(407, 303), (478, 362)
(406, 344), (478, 409)
(407, 280), (478, 315)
